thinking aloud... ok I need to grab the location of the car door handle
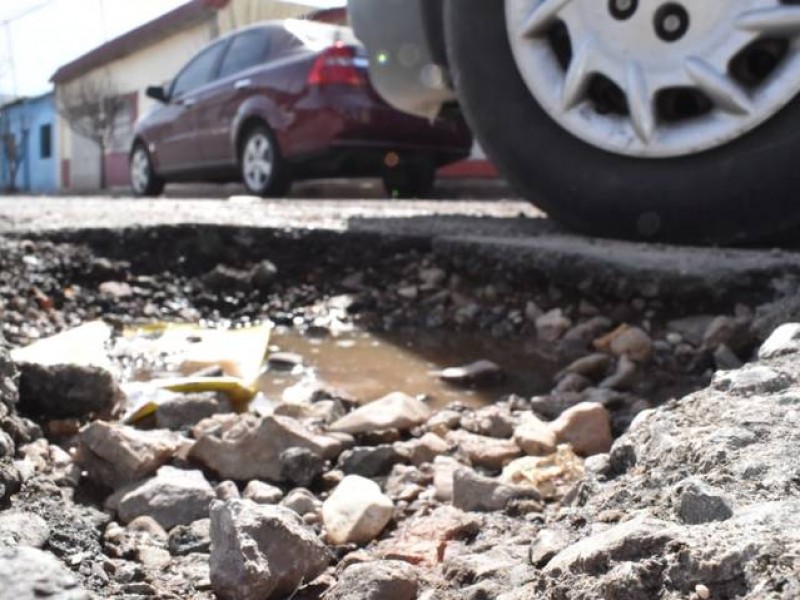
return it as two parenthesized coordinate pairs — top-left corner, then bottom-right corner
(234, 79), (253, 91)
(178, 97), (196, 108)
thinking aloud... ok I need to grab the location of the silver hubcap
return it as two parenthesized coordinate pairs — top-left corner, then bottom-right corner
(243, 132), (274, 192)
(506, 0), (800, 157)
(130, 148), (150, 193)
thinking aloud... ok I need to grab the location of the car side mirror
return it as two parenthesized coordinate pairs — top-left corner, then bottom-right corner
(146, 85), (169, 103)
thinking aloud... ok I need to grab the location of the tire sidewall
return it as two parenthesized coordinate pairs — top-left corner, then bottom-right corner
(130, 143), (162, 197)
(445, 0), (800, 243)
(240, 125), (290, 197)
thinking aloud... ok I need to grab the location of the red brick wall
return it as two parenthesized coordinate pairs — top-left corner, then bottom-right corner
(105, 152), (130, 188)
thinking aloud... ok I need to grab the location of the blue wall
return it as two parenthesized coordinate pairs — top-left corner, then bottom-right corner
(0, 92), (57, 193)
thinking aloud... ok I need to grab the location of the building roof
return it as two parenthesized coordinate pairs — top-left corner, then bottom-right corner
(50, 0), (226, 85)
(0, 90), (55, 112)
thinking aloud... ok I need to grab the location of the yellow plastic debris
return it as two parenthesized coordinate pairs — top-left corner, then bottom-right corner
(122, 376), (257, 423)
(119, 322), (271, 424)
(122, 322), (271, 382)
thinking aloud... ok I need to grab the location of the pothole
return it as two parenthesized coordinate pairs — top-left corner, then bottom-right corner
(0, 224), (790, 599)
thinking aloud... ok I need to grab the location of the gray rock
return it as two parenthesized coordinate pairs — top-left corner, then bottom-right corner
(279, 446), (325, 487)
(243, 481), (283, 505)
(529, 529), (570, 568)
(599, 355), (637, 391)
(440, 360), (505, 387)
(0, 546), (90, 599)
(557, 353), (613, 381)
(202, 264), (252, 291)
(758, 323), (800, 359)
(608, 327), (653, 363)
(329, 392), (431, 434)
(0, 511), (49, 548)
(168, 519), (211, 556)
(714, 344), (743, 371)
(209, 499), (329, 600)
(326, 560), (418, 600)
(668, 315), (716, 346)
(17, 363), (123, 419)
(337, 444), (403, 478)
(536, 309), (572, 343)
(549, 402), (613, 457)
(460, 405), (514, 438)
(553, 372), (592, 393)
(191, 415), (341, 482)
(384, 464), (430, 501)
(394, 432), (450, 466)
(155, 394), (226, 430)
(104, 516), (168, 561)
(452, 468), (540, 513)
(0, 338), (18, 410)
(702, 315), (752, 351)
(559, 317), (613, 353)
(250, 260), (278, 291)
(545, 516), (680, 574)
(514, 415), (557, 457)
(75, 422), (183, 489)
(267, 352), (304, 370)
(446, 429), (522, 470)
(281, 488), (321, 517)
(0, 461), (22, 504)
(433, 455), (463, 502)
(0, 432), (14, 459)
(677, 477), (734, 524)
(444, 543), (535, 594)
(116, 466), (215, 530)
(529, 392), (585, 420)
(215, 480), (241, 501)
(712, 365), (792, 395)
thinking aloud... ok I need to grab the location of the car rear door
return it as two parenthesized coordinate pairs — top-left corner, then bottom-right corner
(195, 28), (273, 167)
(156, 40), (228, 172)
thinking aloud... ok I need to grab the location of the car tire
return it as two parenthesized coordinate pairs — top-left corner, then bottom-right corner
(382, 156), (437, 199)
(444, 0), (800, 244)
(240, 125), (292, 198)
(130, 143), (165, 197)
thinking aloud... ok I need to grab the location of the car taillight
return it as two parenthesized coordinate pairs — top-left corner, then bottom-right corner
(308, 45), (364, 87)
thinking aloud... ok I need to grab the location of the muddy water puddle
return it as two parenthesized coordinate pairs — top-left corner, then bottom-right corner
(258, 327), (559, 410)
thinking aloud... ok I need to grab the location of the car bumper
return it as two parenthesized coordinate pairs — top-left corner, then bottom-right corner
(286, 92), (472, 160)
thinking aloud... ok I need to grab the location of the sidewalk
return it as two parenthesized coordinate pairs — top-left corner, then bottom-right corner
(48, 176), (518, 201)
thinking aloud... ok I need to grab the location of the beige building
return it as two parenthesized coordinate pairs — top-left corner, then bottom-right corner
(51, 0), (334, 190)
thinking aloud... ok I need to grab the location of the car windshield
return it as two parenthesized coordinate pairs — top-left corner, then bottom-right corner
(283, 19), (361, 51)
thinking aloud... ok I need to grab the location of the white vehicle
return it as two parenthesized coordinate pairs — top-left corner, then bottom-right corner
(349, 0), (800, 243)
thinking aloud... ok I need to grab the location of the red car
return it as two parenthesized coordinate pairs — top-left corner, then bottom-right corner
(129, 19), (472, 198)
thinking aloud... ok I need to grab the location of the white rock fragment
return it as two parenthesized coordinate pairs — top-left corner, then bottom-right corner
(322, 475), (394, 545)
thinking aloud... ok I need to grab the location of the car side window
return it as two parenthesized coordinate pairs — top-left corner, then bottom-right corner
(219, 29), (271, 79)
(171, 41), (227, 98)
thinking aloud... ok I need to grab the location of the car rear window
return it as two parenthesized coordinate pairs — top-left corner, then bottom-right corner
(283, 19), (361, 51)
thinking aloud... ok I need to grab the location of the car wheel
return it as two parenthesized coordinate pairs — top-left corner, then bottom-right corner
(382, 156), (437, 198)
(130, 143), (165, 197)
(444, 0), (800, 244)
(240, 125), (292, 198)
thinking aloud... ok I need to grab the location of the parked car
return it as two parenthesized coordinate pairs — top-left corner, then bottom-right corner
(349, 0), (800, 244)
(130, 19), (472, 198)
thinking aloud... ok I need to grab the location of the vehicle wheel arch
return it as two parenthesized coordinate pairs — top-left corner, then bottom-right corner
(235, 116), (270, 162)
(232, 99), (283, 161)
